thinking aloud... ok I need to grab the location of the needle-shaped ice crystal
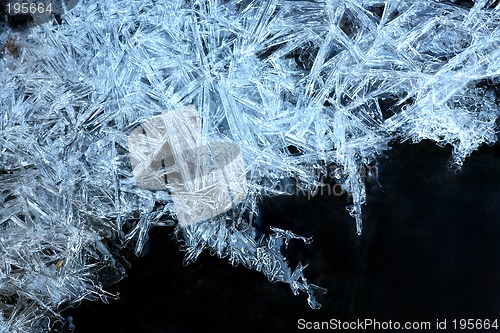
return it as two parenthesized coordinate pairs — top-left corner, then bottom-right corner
(2, 0), (500, 330)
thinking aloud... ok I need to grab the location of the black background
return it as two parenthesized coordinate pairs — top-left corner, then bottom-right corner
(61, 139), (500, 332)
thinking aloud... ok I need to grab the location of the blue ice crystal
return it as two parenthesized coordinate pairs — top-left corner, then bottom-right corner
(1, 0), (500, 331)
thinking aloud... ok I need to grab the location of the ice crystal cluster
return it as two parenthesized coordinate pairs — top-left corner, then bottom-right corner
(1, 0), (500, 331)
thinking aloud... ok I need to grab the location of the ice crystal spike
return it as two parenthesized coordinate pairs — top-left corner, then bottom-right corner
(1, 0), (500, 330)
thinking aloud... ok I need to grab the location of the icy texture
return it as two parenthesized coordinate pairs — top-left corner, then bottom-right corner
(1, 0), (500, 331)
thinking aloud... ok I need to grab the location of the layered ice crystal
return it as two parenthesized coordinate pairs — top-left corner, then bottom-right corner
(1, 0), (500, 331)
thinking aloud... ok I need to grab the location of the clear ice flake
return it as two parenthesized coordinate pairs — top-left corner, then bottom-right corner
(1, 0), (500, 331)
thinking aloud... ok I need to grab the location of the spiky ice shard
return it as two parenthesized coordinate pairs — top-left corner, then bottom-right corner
(1, 0), (500, 331)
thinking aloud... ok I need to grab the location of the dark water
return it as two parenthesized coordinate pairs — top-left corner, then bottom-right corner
(63, 139), (500, 332)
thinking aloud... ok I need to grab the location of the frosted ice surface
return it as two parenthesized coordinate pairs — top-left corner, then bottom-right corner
(1, 0), (500, 330)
